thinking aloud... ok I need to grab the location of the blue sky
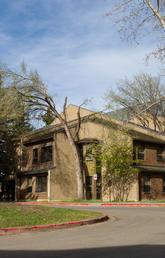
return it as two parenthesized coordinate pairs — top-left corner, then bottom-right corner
(0, 0), (162, 112)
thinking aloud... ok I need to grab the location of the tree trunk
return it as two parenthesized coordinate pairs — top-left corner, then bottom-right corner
(43, 95), (84, 199)
(146, 0), (165, 31)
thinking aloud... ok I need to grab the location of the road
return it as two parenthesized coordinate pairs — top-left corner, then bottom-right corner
(0, 205), (165, 257)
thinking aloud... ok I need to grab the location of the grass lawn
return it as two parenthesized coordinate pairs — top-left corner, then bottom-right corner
(0, 203), (102, 228)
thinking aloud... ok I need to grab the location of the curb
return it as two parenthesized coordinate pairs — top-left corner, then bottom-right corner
(15, 202), (90, 206)
(16, 202), (165, 207)
(101, 203), (165, 207)
(0, 215), (109, 235)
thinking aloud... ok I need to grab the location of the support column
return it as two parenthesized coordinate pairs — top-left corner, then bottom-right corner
(48, 169), (51, 201)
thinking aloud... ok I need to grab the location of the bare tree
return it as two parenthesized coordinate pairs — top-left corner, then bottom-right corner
(4, 66), (84, 199)
(106, 73), (165, 132)
(107, 1), (165, 38)
(107, 1), (165, 59)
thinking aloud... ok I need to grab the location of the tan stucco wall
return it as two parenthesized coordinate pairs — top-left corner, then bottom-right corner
(79, 120), (111, 141)
(50, 131), (77, 200)
(101, 178), (139, 201)
(127, 178), (139, 201)
(51, 104), (93, 125)
(49, 119), (111, 200)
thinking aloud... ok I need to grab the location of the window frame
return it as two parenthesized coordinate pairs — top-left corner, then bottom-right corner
(157, 147), (164, 163)
(162, 176), (165, 193)
(36, 175), (47, 193)
(32, 148), (38, 164)
(143, 175), (151, 193)
(137, 144), (145, 160)
(41, 146), (52, 163)
(27, 176), (32, 193)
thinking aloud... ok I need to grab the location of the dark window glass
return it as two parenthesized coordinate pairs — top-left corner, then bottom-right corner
(143, 176), (150, 193)
(27, 176), (32, 192)
(36, 176), (47, 192)
(32, 149), (38, 164)
(86, 176), (92, 186)
(138, 144), (145, 160)
(133, 147), (136, 160)
(86, 176), (92, 200)
(162, 177), (165, 192)
(41, 146), (52, 163)
(157, 148), (164, 162)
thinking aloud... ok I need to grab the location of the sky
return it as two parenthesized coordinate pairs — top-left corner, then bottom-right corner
(0, 0), (162, 113)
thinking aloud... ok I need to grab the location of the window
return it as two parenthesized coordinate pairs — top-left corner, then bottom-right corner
(86, 144), (93, 156)
(41, 146), (52, 163)
(133, 146), (136, 161)
(27, 176), (32, 192)
(85, 144), (96, 160)
(32, 148), (38, 164)
(143, 176), (150, 193)
(162, 177), (165, 192)
(36, 176), (47, 192)
(138, 144), (145, 160)
(157, 147), (164, 162)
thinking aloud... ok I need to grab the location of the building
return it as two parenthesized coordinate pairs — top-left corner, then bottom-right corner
(15, 104), (165, 201)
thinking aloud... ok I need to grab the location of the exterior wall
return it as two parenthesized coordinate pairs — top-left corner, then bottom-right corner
(127, 178), (139, 201)
(140, 172), (165, 200)
(134, 140), (165, 200)
(130, 117), (156, 131)
(17, 173), (48, 200)
(21, 139), (54, 171)
(16, 106), (165, 201)
(130, 116), (164, 132)
(79, 120), (111, 141)
(134, 140), (165, 168)
(49, 132), (77, 200)
(101, 177), (139, 202)
(17, 138), (54, 200)
(51, 104), (93, 125)
(17, 132), (77, 200)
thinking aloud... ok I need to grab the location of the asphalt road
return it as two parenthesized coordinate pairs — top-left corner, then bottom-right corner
(0, 205), (165, 257)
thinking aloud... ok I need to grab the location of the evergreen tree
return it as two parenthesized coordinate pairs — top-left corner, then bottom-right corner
(0, 71), (33, 177)
(41, 107), (55, 126)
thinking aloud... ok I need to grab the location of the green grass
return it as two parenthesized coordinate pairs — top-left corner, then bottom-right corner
(0, 203), (102, 228)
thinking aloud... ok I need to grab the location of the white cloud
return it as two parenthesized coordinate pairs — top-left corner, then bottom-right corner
(0, 0), (162, 111)
(8, 36), (160, 110)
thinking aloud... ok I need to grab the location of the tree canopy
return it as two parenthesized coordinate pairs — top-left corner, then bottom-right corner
(0, 68), (33, 177)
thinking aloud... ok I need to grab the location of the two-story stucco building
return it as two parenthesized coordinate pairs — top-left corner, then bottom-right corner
(15, 104), (165, 201)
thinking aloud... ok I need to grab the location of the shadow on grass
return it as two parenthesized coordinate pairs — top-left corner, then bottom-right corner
(0, 245), (165, 258)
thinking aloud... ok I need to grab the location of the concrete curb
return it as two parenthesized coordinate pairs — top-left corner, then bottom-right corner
(101, 203), (165, 207)
(15, 202), (90, 206)
(15, 202), (165, 207)
(0, 215), (109, 235)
